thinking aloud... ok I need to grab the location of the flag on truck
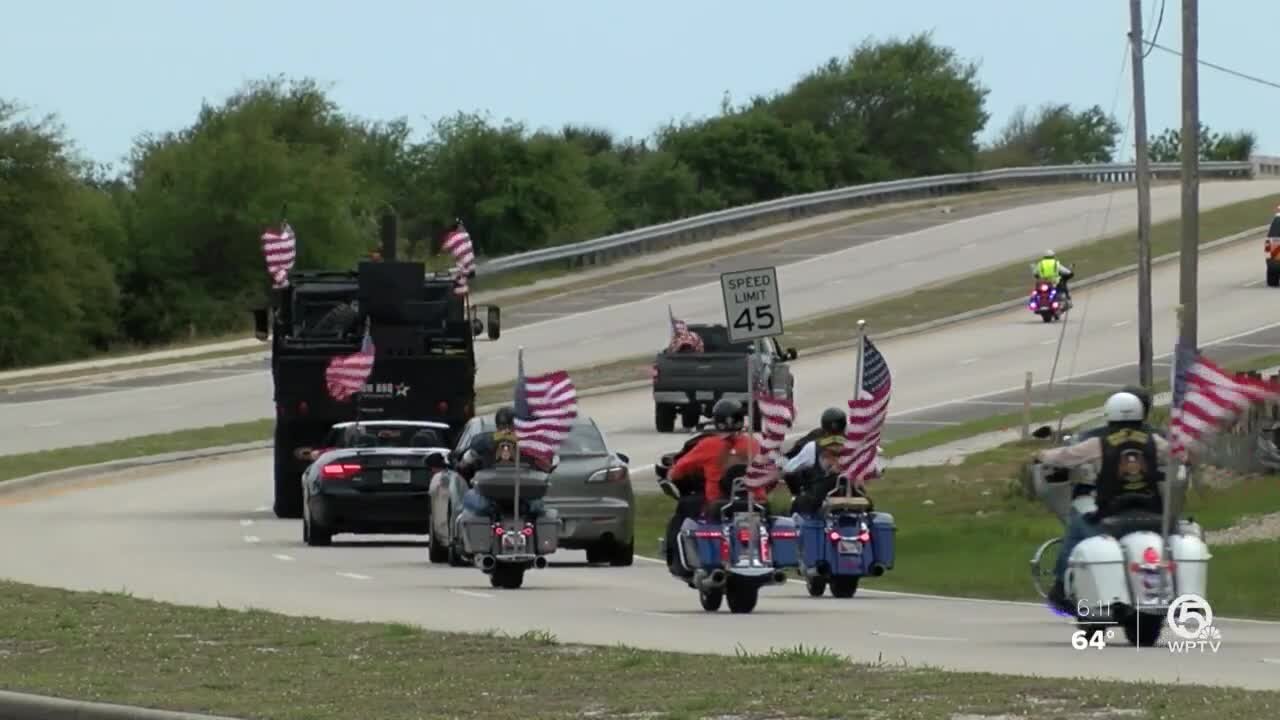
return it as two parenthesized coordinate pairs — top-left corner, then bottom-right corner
(443, 221), (476, 296)
(667, 305), (705, 353)
(1169, 341), (1280, 461)
(325, 331), (376, 402)
(841, 335), (892, 485)
(261, 222), (296, 289)
(513, 349), (579, 465)
(743, 391), (797, 487)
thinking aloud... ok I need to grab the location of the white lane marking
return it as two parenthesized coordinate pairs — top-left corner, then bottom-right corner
(254, 505), (270, 512)
(1039, 338), (1056, 345)
(959, 357), (979, 365)
(616, 607), (680, 618)
(959, 400), (1051, 407)
(240, 519), (254, 527)
(26, 420), (62, 428)
(1219, 342), (1280, 349)
(1112, 320), (1130, 327)
(1262, 658), (1280, 664)
(451, 589), (493, 599)
(243, 535), (260, 544)
(1244, 280), (1263, 287)
(337, 572), (371, 581)
(1059, 381), (1124, 388)
(871, 630), (968, 642)
(272, 554), (294, 562)
(961, 242), (977, 250)
(888, 419), (961, 426)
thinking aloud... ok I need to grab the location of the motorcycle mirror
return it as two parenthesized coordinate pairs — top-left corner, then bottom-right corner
(1031, 425), (1054, 439)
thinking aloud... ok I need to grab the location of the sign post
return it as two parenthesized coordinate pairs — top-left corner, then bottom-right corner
(720, 266), (786, 482)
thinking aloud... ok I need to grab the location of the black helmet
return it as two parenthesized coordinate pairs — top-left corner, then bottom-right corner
(1119, 385), (1152, 418)
(494, 406), (516, 429)
(711, 398), (745, 431)
(820, 407), (846, 435)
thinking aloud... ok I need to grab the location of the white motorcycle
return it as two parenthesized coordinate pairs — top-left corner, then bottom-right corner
(1027, 428), (1211, 647)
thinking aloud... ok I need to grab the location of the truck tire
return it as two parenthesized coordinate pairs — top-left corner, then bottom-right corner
(1267, 265), (1280, 287)
(680, 407), (699, 429)
(273, 439), (303, 519)
(655, 404), (677, 432)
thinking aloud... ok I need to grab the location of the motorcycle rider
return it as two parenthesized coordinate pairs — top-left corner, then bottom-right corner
(1032, 250), (1074, 303)
(1034, 391), (1171, 614)
(662, 398), (762, 577)
(455, 406), (550, 517)
(786, 434), (857, 514)
(783, 407), (847, 464)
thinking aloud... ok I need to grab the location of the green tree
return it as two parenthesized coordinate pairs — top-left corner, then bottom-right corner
(1148, 124), (1257, 162)
(0, 101), (121, 367)
(979, 103), (1122, 168)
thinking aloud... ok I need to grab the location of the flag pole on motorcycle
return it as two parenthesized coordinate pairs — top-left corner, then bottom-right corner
(512, 346), (528, 519)
(848, 320), (867, 498)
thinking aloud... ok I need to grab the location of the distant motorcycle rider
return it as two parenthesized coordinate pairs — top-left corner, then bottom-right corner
(662, 399), (762, 576)
(783, 407), (847, 465)
(1032, 250), (1074, 302)
(786, 434), (861, 514)
(1034, 391), (1171, 614)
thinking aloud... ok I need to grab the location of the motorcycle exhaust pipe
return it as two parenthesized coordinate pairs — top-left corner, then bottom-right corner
(533, 556), (548, 570)
(707, 569), (727, 587)
(869, 563), (886, 577)
(477, 554), (496, 571)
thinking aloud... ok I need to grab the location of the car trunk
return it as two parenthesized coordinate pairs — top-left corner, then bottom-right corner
(544, 454), (617, 502)
(328, 452), (437, 492)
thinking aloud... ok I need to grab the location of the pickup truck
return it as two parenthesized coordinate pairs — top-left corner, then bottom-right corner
(1265, 209), (1280, 287)
(650, 323), (797, 432)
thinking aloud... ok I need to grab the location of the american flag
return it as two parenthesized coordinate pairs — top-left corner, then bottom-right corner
(325, 332), (375, 402)
(841, 335), (892, 485)
(261, 222), (296, 289)
(443, 222), (476, 296)
(667, 306), (705, 353)
(1169, 341), (1280, 461)
(743, 391), (797, 488)
(513, 349), (579, 465)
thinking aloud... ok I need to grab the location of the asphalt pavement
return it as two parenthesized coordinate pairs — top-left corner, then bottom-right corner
(4, 180), (1279, 455)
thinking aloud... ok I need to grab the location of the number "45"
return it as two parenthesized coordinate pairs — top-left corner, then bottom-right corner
(733, 305), (776, 333)
(1070, 629), (1106, 650)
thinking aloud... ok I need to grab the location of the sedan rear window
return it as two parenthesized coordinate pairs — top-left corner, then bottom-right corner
(558, 422), (609, 455)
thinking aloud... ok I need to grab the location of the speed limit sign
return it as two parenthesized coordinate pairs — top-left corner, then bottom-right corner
(720, 266), (785, 343)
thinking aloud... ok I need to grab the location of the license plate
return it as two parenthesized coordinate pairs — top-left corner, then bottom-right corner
(695, 391), (714, 400)
(838, 539), (862, 554)
(382, 469), (411, 484)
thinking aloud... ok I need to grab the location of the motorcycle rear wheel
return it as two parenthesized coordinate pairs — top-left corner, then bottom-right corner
(805, 577), (827, 597)
(699, 587), (723, 611)
(726, 579), (759, 613)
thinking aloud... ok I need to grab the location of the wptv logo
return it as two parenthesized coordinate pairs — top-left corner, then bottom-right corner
(1165, 594), (1222, 653)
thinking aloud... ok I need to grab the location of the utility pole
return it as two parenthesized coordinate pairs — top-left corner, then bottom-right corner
(1179, 0), (1199, 349)
(1129, 0), (1154, 389)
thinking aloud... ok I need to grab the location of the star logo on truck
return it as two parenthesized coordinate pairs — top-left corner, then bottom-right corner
(394, 383), (410, 397)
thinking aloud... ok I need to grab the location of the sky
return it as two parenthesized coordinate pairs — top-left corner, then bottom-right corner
(5, 0), (1279, 169)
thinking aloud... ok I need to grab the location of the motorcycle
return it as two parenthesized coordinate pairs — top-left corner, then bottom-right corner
(1026, 435), (1210, 647)
(451, 461), (562, 589)
(794, 484), (896, 598)
(655, 453), (799, 614)
(1028, 281), (1068, 323)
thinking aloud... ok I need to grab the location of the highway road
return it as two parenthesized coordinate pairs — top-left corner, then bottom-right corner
(3, 180), (1280, 455)
(3, 232), (1280, 689)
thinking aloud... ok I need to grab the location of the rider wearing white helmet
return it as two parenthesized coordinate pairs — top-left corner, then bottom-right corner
(1032, 249), (1074, 302)
(1034, 391), (1172, 613)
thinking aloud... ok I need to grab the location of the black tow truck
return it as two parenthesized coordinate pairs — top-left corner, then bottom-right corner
(253, 225), (501, 519)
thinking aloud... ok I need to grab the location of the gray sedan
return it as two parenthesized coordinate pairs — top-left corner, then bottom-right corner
(429, 415), (635, 566)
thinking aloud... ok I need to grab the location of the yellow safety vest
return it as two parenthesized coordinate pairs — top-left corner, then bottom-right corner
(1037, 258), (1059, 281)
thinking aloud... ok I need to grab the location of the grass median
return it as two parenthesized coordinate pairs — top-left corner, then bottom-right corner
(1, 580), (1277, 720)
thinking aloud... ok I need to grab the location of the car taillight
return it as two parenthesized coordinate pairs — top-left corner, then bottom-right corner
(587, 466), (628, 483)
(436, 401), (449, 415)
(320, 462), (361, 480)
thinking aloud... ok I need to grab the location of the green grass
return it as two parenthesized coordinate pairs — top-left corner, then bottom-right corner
(0, 580), (1276, 720)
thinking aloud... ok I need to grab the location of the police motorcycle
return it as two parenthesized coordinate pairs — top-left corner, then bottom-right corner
(447, 435), (561, 589)
(792, 479), (896, 598)
(655, 448), (799, 614)
(1027, 281), (1067, 323)
(1027, 424), (1210, 647)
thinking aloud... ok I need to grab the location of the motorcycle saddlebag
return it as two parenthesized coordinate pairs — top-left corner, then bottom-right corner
(471, 467), (550, 502)
(679, 518), (723, 570)
(459, 513), (495, 555)
(870, 511), (896, 570)
(797, 516), (831, 569)
(535, 509), (561, 555)
(767, 515), (800, 567)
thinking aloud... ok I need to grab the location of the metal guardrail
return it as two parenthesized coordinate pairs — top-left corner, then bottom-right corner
(474, 159), (1260, 279)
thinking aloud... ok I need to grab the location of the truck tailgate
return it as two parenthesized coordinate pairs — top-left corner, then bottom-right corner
(653, 353), (747, 395)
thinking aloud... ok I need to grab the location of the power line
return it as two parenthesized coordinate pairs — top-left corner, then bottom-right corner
(1143, 39), (1280, 91)
(1142, 0), (1165, 59)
